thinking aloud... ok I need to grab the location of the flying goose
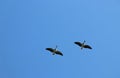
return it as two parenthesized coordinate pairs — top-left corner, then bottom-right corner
(46, 45), (63, 56)
(74, 40), (92, 49)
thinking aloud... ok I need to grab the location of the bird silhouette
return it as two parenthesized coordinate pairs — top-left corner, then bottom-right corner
(46, 45), (63, 56)
(74, 40), (92, 49)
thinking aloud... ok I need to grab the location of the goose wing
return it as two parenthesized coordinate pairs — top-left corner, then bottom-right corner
(46, 48), (54, 52)
(84, 45), (92, 49)
(55, 51), (63, 56)
(74, 42), (82, 46)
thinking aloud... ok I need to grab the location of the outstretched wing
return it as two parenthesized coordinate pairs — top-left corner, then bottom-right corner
(84, 45), (92, 49)
(74, 42), (82, 46)
(55, 51), (63, 56)
(46, 48), (54, 52)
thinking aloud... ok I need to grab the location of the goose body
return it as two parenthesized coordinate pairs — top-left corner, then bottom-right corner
(74, 41), (92, 49)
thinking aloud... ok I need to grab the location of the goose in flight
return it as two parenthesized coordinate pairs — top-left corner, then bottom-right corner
(46, 45), (63, 56)
(74, 40), (92, 49)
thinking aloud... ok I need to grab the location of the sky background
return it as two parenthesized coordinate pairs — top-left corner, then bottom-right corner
(1, 0), (120, 78)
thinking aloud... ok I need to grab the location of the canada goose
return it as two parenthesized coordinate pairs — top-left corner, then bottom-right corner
(74, 40), (92, 49)
(46, 45), (63, 56)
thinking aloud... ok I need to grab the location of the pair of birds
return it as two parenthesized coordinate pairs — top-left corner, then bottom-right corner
(46, 41), (92, 56)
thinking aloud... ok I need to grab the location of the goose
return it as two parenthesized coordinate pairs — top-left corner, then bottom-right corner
(46, 45), (63, 56)
(74, 40), (92, 49)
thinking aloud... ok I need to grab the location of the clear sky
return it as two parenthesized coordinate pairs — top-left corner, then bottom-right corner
(1, 0), (120, 78)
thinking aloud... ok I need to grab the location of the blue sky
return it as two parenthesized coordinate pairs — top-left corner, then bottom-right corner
(1, 0), (120, 78)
